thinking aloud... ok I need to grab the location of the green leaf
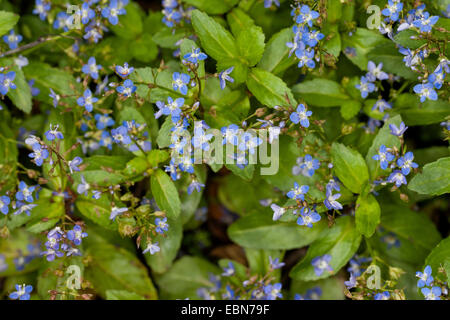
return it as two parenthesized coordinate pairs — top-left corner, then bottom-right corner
(393, 29), (426, 50)
(290, 216), (362, 281)
(183, 0), (239, 15)
(85, 242), (157, 299)
(236, 25), (265, 66)
(0, 11), (19, 37)
(331, 142), (369, 194)
(0, 119), (18, 192)
(257, 28), (297, 75)
(75, 195), (118, 231)
(340, 100), (361, 119)
(322, 23), (341, 58)
(151, 169), (181, 219)
(355, 193), (380, 237)
(156, 256), (221, 299)
(131, 33), (158, 63)
(6, 64), (32, 113)
(292, 79), (350, 107)
(191, 10), (239, 62)
(246, 67), (295, 107)
(365, 115), (403, 180)
(408, 157), (450, 196)
(290, 277), (345, 300)
(156, 117), (173, 148)
(424, 237), (450, 283)
(228, 212), (326, 250)
(227, 7), (255, 37)
(105, 290), (145, 300)
(109, 3), (143, 39)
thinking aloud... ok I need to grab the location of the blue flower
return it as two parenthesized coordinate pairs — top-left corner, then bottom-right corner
(109, 206), (128, 221)
(33, 0), (51, 21)
(290, 104), (312, 127)
(355, 76), (376, 99)
(78, 2), (95, 25)
(143, 242), (160, 255)
(53, 12), (69, 31)
(172, 72), (190, 95)
(165, 159), (180, 181)
(77, 174), (90, 195)
(28, 79), (40, 97)
(389, 122), (408, 137)
(45, 124), (64, 141)
(345, 273), (357, 289)
(192, 126), (213, 151)
(183, 47), (208, 64)
(115, 62), (134, 78)
(49, 88), (60, 107)
(0, 195), (10, 215)
(264, 0), (280, 8)
(372, 145), (395, 170)
(286, 182), (309, 201)
(155, 217), (169, 234)
(187, 180), (205, 195)
(222, 285), (236, 300)
(101, 0), (126, 25)
(302, 29), (324, 47)
(300, 154), (320, 176)
(387, 170), (407, 187)
(264, 283), (283, 300)
(381, 0), (403, 22)
(296, 5), (320, 26)
(0, 71), (17, 95)
(95, 114), (115, 130)
(13, 202), (37, 216)
(397, 152), (418, 175)
(99, 130), (113, 150)
(9, 284), (33, 300)
(162, 8), (182, 28)
(412, 12), (439, 33)
(269, 256), (285, 270)
(221, 124), (240, 145)
(311, 254), (333, 276)
(162, 97), (184, 122)
(116, 79), (137, 98)
(218, 67), (234, 90)
(66, 225), (88, 245)
(374, 291), (390, 300)
(3, 30), (22, 49)
(238, 132), (262, 155)
(77, 89), (98, 112)
(295, 48), (315, 69)
(28, 143), (49, 166)
(270, 204), (286, 221)
(222, 262), (235, 277)
(416, 265), (433, 288)
(324, 189), (343, 210)
(367, 61), (389, 82)
(81, 57), (102, 80)
(413, 82), (438, 102)
(16, 181), (36, 203)
(428, 66), (446, 89)
(111, 125), (132, 144)
(421, 286), (441, 300)
(179, 156), (194, 174)
(296, 207), (321, 228)
(68, 156), (83, 174)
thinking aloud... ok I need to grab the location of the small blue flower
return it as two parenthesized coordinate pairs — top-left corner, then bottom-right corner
(345, 273), (357, 289)
(155, 217), (169, 234)
(238, 132), (262, 155)
(428, 66), (446, 89)
(290, 104), (312, 127)
(387, 170), (407, 187)
(270, 204), (286, 221)
(296, 5), (320, 26)
(16, 181), (36, 203)
(3, 30), (22, 49)
(28, 143), (49, 167)
(187, 180), (205, 195)
(367, 61), (389, 82)
(68, 156), (83, 174)
(412, 12), (439, 33)
(300, 154), (320, 177)
(101, 0), (126, 25)
(295, 48), (316, 69)
(28, 79), (40, 97)
(287, 182), (309, 201)
(372, 145), (395, 170)
(77, 174), (90, 195)
(0, 195), (10, 215)
(78, 2), (95, 25)
(77, 89), (98, 112)
(372, 99), (392, 113)
(264, 283), (283, 300)
(374, 291), (390, 300)
(183, 47), (208, 64)
(389, 122), (408, 137)
(143, 242), (160, 255)
(296, 207), (321, 228)
(413, 82), (438, 102)
(355, 76), (376, 99)
(324, 189), (342, 210)
(421, 286), (441, 300)
(416, 265), (433, 288)
(53, 12), (69, 31)
(178, 156), (194, 174)
(9, 284), (33, 300)
(81, 57), (102, 80)
(264, 0), (280, 8)
(67, 225), (87, 245)
(222, 262), (235, 277)
(115, 62), (134, 79)
(381, 0), (403, 22)
(99, 130), (113, 150)
(49, 88), (60, 107)
(311, 254), (333, 276)
(218, 67), (234, 90)
(397, 152), (418, 175)
(45, 124), (64, 141)
(162, 8), (182, 28)
(302, 29), (324, 47)
(0, 71), (17, 95)
(95, 114), (115, 130)
(172, 72), (190, 95)
(109, 206), (128, 221)
(13, 202), (37, 216)
(269, 256), (285, 270)
(221, 124), (240, 145)
(116, 79), (137, 98)
(111, 125), (132, 145)
(33, 0), (51, 21)
(192, 126), (213, 151)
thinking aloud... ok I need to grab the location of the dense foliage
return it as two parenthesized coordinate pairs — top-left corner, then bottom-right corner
(0, 0), (449, 301)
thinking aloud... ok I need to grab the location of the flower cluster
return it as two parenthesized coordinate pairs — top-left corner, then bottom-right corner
(161, 0), (194, 29)
(416, 265), (448, 300)
(355, 61), (389, 99)
(42, 226), (87, 261)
